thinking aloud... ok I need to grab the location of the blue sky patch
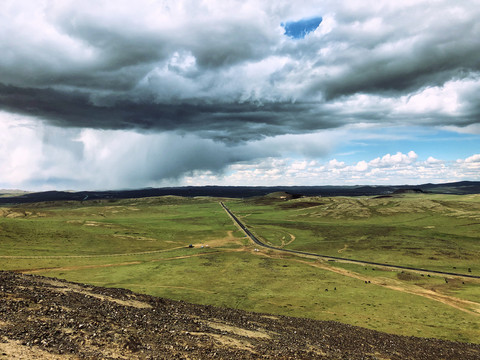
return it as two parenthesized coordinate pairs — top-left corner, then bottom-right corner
(282, 16), (323, 39)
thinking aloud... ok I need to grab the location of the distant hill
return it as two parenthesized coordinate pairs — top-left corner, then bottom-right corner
(392, 188), (425, 194)
(0, 189), (31, 198)
(0, 181), (479, 205)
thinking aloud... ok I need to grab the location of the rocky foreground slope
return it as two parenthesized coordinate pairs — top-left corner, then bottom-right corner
(1, 271), (479, 359)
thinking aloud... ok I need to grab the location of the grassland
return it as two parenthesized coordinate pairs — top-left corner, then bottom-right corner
(1, 194), (479, 343)
(225, 194), (480, 274)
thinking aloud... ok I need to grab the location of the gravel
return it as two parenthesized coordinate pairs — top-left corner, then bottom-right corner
(1, 271), (479, 359)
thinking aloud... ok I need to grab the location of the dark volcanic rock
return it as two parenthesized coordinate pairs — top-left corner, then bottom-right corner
(0, 271), (479, 359)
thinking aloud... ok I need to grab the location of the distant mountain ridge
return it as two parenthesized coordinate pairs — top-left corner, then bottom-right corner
(1, 181), (479, 205)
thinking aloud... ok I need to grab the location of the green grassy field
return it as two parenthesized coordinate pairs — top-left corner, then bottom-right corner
(1, 194), (479, 343)
(225, 194), (480, 274)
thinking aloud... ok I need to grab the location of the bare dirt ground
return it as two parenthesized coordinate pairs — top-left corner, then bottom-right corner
(1, 271), (479, 359)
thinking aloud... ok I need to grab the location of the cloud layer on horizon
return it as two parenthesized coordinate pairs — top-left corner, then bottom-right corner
(1, 113), (478, 190)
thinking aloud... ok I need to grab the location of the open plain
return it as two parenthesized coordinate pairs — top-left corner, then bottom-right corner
(1, 192), (479, 358)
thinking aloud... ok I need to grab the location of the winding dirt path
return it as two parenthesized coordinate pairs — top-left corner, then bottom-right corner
(0, 246), (188, 259)
(18, 235), (247, 275)
(20, 261), (143, 274)
(256, 250), (480, 316)
(284, 233), (296, 246)
(304, 260), (480, 316)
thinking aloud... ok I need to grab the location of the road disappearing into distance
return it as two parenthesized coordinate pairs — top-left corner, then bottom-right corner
(220, 202), (480, 280)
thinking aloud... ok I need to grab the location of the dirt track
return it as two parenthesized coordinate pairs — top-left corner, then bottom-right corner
(298, 258), (480, 316)
(1, 271), (479, 359)
(220, 202), (480, 279)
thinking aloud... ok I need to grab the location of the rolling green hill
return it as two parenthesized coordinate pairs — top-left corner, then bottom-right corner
(1, 194), (479, 343)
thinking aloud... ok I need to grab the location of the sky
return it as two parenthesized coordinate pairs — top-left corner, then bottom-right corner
(1, 0), (479, 191)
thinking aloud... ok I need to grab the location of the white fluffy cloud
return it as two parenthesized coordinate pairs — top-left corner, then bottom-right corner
(369, 151), (418, 168)
(1, 112), (479, 190)
(464, 154), (480, 163)
(183, 151), (480, 186)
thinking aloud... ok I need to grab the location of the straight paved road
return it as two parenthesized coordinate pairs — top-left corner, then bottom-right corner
(220, 202), (480, 279)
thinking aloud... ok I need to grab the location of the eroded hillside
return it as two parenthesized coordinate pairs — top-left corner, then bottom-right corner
(1, 271), (479, 359)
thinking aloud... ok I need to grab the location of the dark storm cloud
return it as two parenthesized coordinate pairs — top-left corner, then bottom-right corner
(314, 26), (480, 100)
(0, 83), (344, 142)
(1, 0), (480, 141)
